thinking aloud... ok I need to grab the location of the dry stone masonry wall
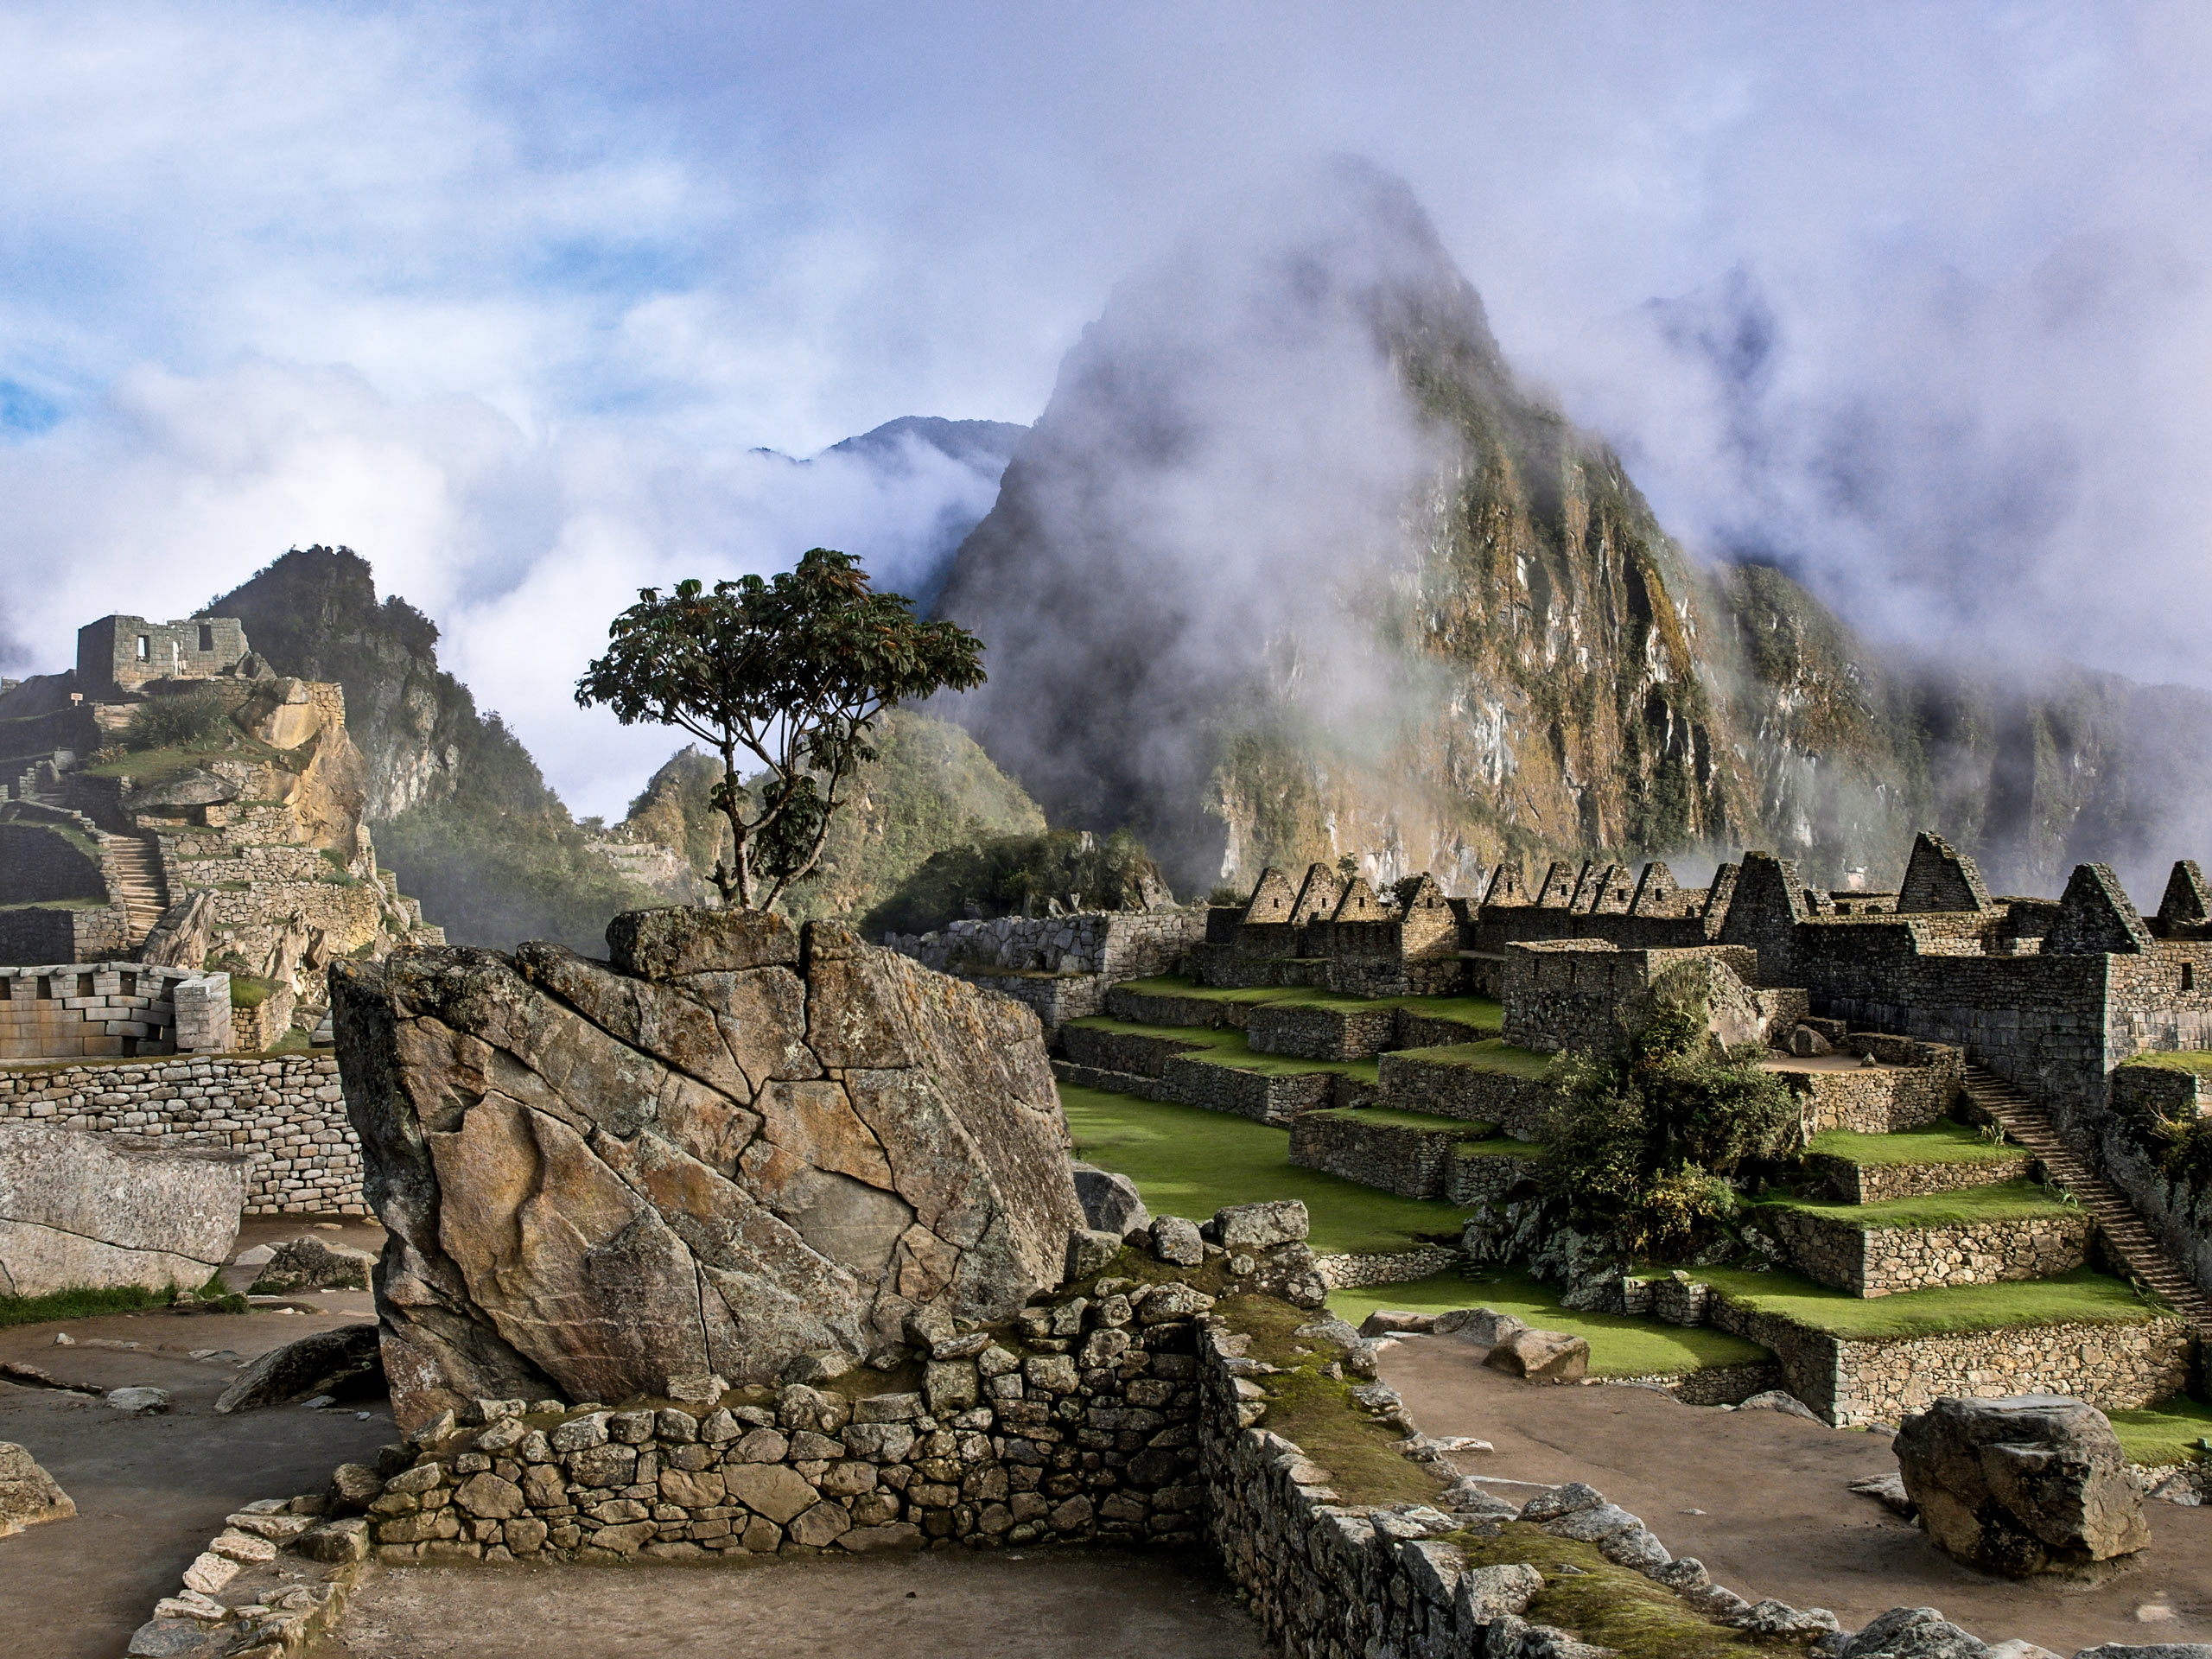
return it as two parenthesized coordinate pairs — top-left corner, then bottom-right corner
(0, 1052), (363, 1215)
(1756, 1207), (2091, 1297)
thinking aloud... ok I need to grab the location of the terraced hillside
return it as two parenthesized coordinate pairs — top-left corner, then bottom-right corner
(1058, 973), (2204, 1446)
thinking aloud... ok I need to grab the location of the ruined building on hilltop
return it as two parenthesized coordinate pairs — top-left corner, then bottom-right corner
(0, 611), (441, 1058)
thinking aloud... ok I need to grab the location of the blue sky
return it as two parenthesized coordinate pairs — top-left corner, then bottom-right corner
(3, 3), (2209, 815)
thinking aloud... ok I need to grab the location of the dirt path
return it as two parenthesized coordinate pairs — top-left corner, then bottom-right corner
(1381, 1331), (2212, 1655)
(0, 1287), (393, 1657)
(310, 1550), (1268, 1659)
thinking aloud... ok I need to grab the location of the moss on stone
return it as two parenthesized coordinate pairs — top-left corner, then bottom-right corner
(1803, 1122), (2021, 1166)
(2118, 1050), (2212, 1077)
(1456, 1522), (1774, 1659)
(1751, 1179), (2075, 1232)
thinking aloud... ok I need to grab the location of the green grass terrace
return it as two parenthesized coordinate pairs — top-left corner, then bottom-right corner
(1059, 1083), (1461, 1255)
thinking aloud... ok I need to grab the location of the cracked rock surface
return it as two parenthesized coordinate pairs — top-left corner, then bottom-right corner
(333, 908), (1086, 1428)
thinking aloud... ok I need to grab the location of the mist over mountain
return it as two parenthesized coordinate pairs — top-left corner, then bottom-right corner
(933, 158), (2212, 900)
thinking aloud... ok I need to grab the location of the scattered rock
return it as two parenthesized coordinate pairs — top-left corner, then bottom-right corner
(779, 1351), (857, 1385)
(2145, 1475), (2201, 1507)
(0, 1123), (248, 1298)
(1790, 1024), (1834, 1057)
(1212, 1200), (1308, 1250)
(126, 1619), (232, 1658)
(664, 1372), (728, 1407)
(2074, 1646), (2212, 1659)
(1149, 1215), (1205, 1268)
(1895, 1395), (2149, 1576)
(1063, 1228), (1122, 1281)
(1840, 1606), (1993, 1659)
(1484, 1326), (1590, 1384)
(0, 1442), (75, 1536)
(1986, 1643), (2063, 1659)
(1070, 1163), (1149, 1237)
(180, 1551), (238, 1595)
(105, 1387), (171, 1414)
(294, 1516), (369, 1564)
(246, 1236), (374, 1294)
(1735, 1600), (1842, 1637)
(214, 1324), (381, 1413)
(1433, 1306), (1528, 1344)
(1521, 1483), (1605, 1522)
(1851, 1472), (1916, 1518)
(1456, 1562), (1545, 1622)
(1738, 1389), (1823, 1422)
(1358, 1310), (1438, 1337)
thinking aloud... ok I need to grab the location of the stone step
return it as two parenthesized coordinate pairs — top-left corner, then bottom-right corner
(1963, 1065), (2212, 1338)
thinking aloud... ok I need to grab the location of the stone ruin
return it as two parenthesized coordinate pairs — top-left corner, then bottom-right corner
(0, 609), (440, 1020)
(331, 905), (1088, 1429)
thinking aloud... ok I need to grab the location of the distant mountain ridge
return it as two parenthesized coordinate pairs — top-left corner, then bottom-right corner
(931, 157), (2212, 900)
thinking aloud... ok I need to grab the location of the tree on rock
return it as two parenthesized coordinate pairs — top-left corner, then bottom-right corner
(576, 549), (985, 909)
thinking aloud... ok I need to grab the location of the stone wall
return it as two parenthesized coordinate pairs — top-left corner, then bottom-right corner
(1376, 1052), (1551, 1137)
(886, 909), (1205, 982)
(1449, 1150), (1544, 1209)
(1501, 941), (1758, 1054)
(0, 963), (226, 1060)
(1800, 1149), (2032, 1204)
(0, 1051), (363, 1214)
(0, 902), (130, 967)
(1757, 1205), (2090, 1297)
(1772, 1044), (1962, 1135)
(1164, 1057), (1345, 1125)
(0, 821), (106, 906)
(1288, 1110), (1471, 1199)
(1248, 1001), (1401, 1060)
(1704, 1294), (2192, 1427)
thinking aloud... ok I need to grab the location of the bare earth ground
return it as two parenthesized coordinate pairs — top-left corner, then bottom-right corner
(1381, 1330), (2212, 1655)
(308, 1551), (1269, 1659)
(0, 1218), (394, 1659)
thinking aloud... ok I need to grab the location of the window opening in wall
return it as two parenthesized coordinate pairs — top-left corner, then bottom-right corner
(120, 1036), (137, 1058)
(2185, 964), (2196, 993)
(77, 974), (92, 997)
(135, 634), (150, 661)
(36, 976), (52, 1000)
(119, 971), (136, 997)
(0, 979), (10, 1001)
(198, 623), (214, 652)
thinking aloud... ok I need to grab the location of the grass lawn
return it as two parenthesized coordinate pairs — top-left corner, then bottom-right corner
(1326, 1267), (1772, 1377)
(2107, 1395), (2212, 1467)
(1062, 1016), (1244, 1049)
(2118, 1051), (2212, 1077)
(1751, 1179), (2075, 1232)
(1804, 1122), (2022, 1166)
(0, 1275), (245, 1329)
(1111, 976), (1503, 1031)
(1306, 1104), (1499, 1135)
(1390, 1038), (1554, 1079)
(1058, 1083), (1465, 1254)
(1693, 1264), (2159, 1339)
(1065, 1017), (1382, 1083)
(1456, 1138), (1541, 1160)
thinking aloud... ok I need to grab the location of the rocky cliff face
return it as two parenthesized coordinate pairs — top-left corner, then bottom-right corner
(934, 160), (2212, 900)
(331, 906), (1085, 1428)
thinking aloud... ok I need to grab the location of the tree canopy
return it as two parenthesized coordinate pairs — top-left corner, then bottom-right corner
(576, 548), (986, 909)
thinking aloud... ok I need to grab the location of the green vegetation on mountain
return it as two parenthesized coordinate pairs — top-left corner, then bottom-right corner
(212, 547), (662, 953)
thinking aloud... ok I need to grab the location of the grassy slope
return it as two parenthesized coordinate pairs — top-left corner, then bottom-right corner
(1694, 1264), (2158, 1339)
(1306, 1105), (1498, 1134)
(1326, 1267), (1770, 1376)
(1391, 1038), (1554, 1078)
(2119, 1051), (2212, 1077)
(1058, 1084), (1463, 1254)
(2107, 1395), (2212, 1467)
(1068, 1018), (1383, 1083)
(1111, 976), (1503, 1029)
(1804, 1122), (2023, 1166)
(1752, 1179), (2075, 1232)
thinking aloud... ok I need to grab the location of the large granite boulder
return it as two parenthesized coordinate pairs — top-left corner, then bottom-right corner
(332, 910), (1087, 1428)
(1895, 1395), (2150, 1576)
(0, 1125), (247, 1298)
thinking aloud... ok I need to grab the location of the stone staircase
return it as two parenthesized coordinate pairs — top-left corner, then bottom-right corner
(1963, 1065), (2212, 1338)
(103, 835), (169, 948)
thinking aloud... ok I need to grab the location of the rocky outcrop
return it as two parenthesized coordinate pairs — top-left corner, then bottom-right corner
(1894, 1394), (2149, 1576)
(215, 1325), (384, 1414)
(0, 1443), (75, 1538)
(332, 908), (1086, 1428)
(0, 1124), (247, 1298)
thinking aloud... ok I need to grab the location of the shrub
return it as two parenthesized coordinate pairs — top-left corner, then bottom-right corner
(124, 687), (234, 752)
(1538, 968), (1797, 1262)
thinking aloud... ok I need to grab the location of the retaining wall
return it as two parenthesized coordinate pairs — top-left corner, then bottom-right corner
(1288, 1110), (1479, 1200)
(1704, 1296), (2191, 1427)
(1758, 1205), (2090, 1297)
(1376, 1052), (1551, 1136)
(0, 962), (229, 1060)
(1800, 1149), (2032, 1204)
(0, 1051), (364, 1214)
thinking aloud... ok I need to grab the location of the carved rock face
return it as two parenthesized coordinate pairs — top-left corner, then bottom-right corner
(1894, 1393), (2150, 1576)
(332, 914), (1084, 1429)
